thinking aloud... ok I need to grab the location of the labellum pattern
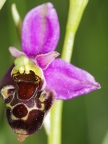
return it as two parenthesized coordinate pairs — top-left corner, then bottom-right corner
(1, 56), (55, 141)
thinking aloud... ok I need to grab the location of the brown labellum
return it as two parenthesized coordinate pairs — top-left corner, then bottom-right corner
(1, 70), (56, 142)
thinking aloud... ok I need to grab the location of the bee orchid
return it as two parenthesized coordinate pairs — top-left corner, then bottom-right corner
(0, 3), (100, 142)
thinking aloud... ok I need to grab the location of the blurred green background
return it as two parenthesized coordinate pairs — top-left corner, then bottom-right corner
(0, 0), (107, 144)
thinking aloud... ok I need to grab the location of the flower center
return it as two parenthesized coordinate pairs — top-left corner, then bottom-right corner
(11, 55), (44, 79)
(10, 55), (46, 100)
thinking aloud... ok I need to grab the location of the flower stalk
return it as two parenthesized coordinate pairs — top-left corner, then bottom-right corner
(62, 0), (89, 62)
(48, 0), (89, 144)
(48, 101), (63, 144)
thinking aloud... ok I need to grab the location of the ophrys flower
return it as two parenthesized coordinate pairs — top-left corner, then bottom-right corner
(0, 2), (100, 142)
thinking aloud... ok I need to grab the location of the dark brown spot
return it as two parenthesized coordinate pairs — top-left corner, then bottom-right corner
(13, 104), (28, 118)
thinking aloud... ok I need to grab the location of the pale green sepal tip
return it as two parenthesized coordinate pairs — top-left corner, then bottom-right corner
(0, 0), (6, 10)
(12, 56), (44, 79)
(11, 3), (22, 40)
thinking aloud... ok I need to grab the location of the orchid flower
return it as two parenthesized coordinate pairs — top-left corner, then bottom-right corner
(0, 2), (100, 142)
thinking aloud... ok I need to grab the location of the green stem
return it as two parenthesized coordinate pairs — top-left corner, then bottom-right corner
(48, 0), (88, 144)
(48, 101), (63, 144)
(62, 0), (89, 62)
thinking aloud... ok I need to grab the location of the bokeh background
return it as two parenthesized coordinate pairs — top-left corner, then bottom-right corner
(0, 0), (107, 144)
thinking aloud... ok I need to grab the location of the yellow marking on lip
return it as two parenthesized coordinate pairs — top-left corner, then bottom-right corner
(39, 103), (45, 111)
(39, 94), (45, 102)
(11, 113), (29, 121)
(6, 103), (12, 109)
(1, 89), (8, 99)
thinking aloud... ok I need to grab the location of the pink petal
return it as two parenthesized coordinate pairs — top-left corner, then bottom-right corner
(44, 59), (101, 100)
(35, 51), (59, 69)
(9, 47), (26, 58)
(22, 3), (60, 57)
